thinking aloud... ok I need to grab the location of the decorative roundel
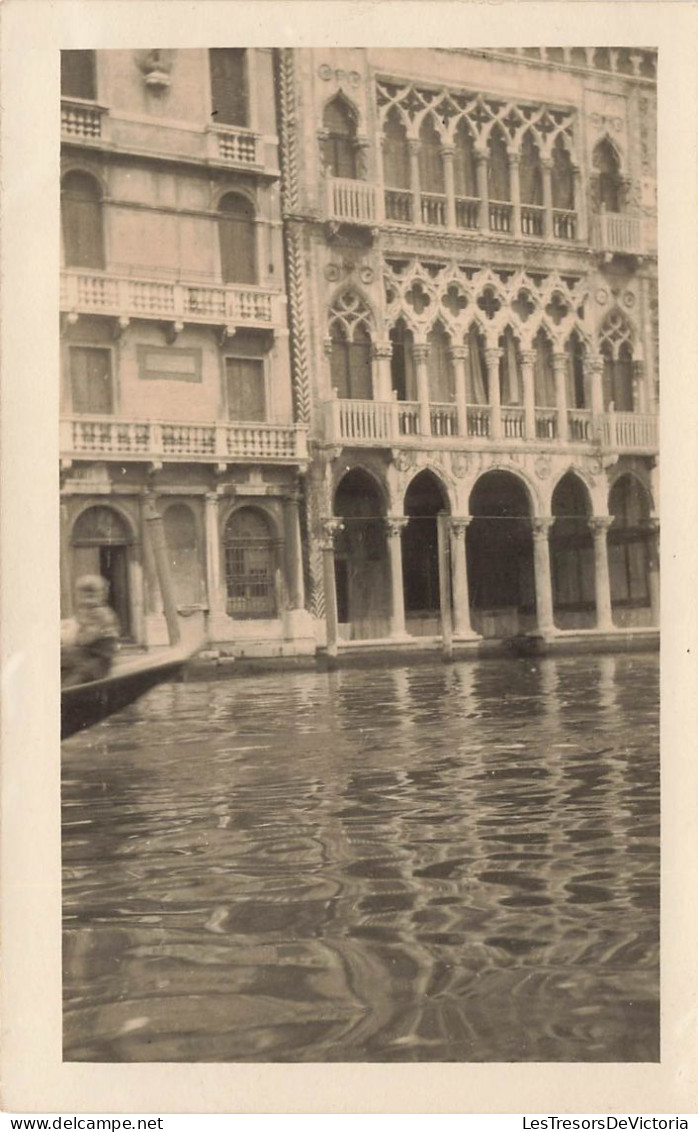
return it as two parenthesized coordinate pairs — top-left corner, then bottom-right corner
(595, 288), (609, 305)
(535, 455), (552, 479)
(324, 264), (341, 282)
(359, 266), (374, 284)
(318, 64), (333, 81)
(623, 291), (636, 308)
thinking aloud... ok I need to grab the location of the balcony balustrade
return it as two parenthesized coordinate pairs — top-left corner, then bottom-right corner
(60, 269), (283, 329)
(209, 126), (260, 167)
(384, 189), (413, 223)
(61, 98), (108, 142)
(327, 178), (378, 225)
(489, 201), (513, 233)
(592, 211), (644, 256)
(455, 197), (480, 230)
(553, 209), (577, 240)
(521, 205), (545, 237)
(61, 416), (308, 464)
(322, 398), (657, 455)
(420, 193), (447, 227)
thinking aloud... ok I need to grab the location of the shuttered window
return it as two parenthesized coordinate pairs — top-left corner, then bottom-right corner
(70, 346), (113, 414)
(226, 357), (266, 421)
(62, 172), (105, 269)
(218, 193), (256, 284)
(209, 49), (248, 127)
(61, 50), (97, 100)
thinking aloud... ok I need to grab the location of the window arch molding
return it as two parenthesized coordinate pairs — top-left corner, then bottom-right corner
(597, 307), (641, 361)
(221, 502), (281, 620)
(70, 501), (136, 547)
(327, 285), (374, 340)
(61, 168), (106, 270)
(319, 92), (364, 180)
(217, 190), (258, 285)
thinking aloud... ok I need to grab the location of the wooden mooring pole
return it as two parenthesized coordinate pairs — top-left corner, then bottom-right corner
(143, 495), (181, 645)
(437, 512), (453, 661)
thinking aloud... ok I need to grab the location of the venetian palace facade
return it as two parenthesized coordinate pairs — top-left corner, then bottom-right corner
(60, 47), (659, 658)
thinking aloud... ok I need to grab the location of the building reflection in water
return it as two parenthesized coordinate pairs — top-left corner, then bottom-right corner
(63, 653), (659, 1063)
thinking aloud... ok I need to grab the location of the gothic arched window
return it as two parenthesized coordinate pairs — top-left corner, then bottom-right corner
(454, 120), (478, 199)
(218, 192), (256, 284)
(593, 138), (623, 213)
(61, 171), (105, 269)
(520, 131), (543, 205)
(383, 107), (411, 189)
(322, 96), (359, 179)
(600, 312), (635, 411)
(389, 319), (416, 402)
(488, 127), (510, 202)
(427, 323), (454, 403)
(330, 321), (372, 400)
(551, 135), (575, 210)
(419, 117), (445, 195)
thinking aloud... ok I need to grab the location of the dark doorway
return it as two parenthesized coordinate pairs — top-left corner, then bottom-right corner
(467, 471), (534, 636)
(402, 470), (448, 628)
(551, 473), (595, 629)
(333, 469), (389, 640)
(71, 506), (132, 637)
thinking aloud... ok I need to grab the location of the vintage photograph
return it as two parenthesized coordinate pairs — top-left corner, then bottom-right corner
(59, 45), (659, 1064)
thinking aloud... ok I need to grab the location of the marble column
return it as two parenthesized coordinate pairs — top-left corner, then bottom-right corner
(450, 518), (478, 638)
(204, 491), (227, 623)
(476, 151), (489, 231)
(408, 138), (422, 224)
(385, 516), (408, 638)
(586, 355), (605, 443)
(441, 144), (457, 229)
(283, 493), (305, 610)
(485, 347), (502, 440)
(589, 516), (614, 631)
(532, 517), (556, 635)
(372, 341), (394, 403)
(553, 351), (569, 442)
(646, 517), (660, 627)
(450, 345), (469, 436)
(520, 349), (536, 441)
(320, 518), (343, 659)
(413, 342), (432, 436)
(507, 150), (522, 236)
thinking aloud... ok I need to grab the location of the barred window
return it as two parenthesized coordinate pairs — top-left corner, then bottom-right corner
(224, 508), (278, 619)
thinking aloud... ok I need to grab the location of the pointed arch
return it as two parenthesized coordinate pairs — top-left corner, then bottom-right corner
(383, 105), (411, 190)
(551, 133), (575, 210)
(488, 124), (510, 202)
(419, 114), (445, 195)
(321, 93), (360, 179)
(593, 136), (624, 212)
(426, 320), (454, 403)
(520, 129), (543, 205)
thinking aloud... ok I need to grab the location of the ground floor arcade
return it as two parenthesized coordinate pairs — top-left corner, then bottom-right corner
(313, 449), (659, 655)
(60, 459), (315, 657)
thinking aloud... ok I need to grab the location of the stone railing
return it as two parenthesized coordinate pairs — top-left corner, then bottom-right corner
(327, 178), (378, 225)
(61, 99), (108, 142)
(592, 212), (644, 256)
(602, 411), (658, 453)
(323, 398), (657, 453)
(207, 126), (260, 166)
(61, 417), (308, 463)
(60, 269), (283, 328)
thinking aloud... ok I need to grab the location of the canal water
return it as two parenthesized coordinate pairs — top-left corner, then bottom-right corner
(62, 652), (659, 1063)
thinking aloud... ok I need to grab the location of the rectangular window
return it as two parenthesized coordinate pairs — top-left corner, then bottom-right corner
(209, 49), (249, 127)
(61, 50), (97, 100)
(69, 346), (113, 414)
(226, 357), (266, 421)
(137, 346), (202, 383)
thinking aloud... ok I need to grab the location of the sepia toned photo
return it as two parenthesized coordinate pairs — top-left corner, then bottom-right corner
(57, 42), (661, 1067)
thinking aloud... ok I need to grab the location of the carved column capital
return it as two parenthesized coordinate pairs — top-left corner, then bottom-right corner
(319, 517), (344, 551)
(372, 342), (393, 361)
(384, 515), (409, 538)
(484, 347), (502, 367)
(532, 516), (555, 539)
(449, 345), (469, 362)
(450, 516), (473, 539)
(589, 516), (613, 536)
(412, 343), (430, 364)
(322, 336), (334, 359)
(440, 143), (455, 159)
(520, 349), (537, 367)
(408, 137), (422, 155)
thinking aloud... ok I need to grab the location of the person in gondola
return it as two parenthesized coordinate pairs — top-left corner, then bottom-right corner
(61, 574), (120, 688)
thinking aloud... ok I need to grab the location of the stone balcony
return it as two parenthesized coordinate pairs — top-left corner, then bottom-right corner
(60, 269), (286, 333)
(326, 178), (378, 226)
(322, 398), (658, 455)
(60, 416), (309, 466)
(61, 98), (109, 143)
(592, 212), (647, 258)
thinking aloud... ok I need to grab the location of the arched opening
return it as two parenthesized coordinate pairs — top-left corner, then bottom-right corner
(322, 95), (359, 180)
(520, 131), (544, 235)
(565, 331), (587, 410)
(427, 323), (454, 404)
(488, 127), (511, 204)
(419, 116), (446, 225)
(467, 324), (489, 405)
(402, 470), (449, 634)
(608, 476), (653, 627)
(454, 119), (478, 224)
(602, 338), (635, 412)
(71, 506), (131, 636)
(533, 328), (556, 407)
(593, 138), (623, 213)
(383, 107), (412, 222)
(333, 469), (389, 640)
(61, 171), (105, 270)
(389, 319), (416, 403)
(224, 507), (278, 619)
(330, 320), (373, 400)
(551, 473), (595, 629)
(218, 192), (256, 284)
(551, 135), (575, 210)
(499, 327), (522, 406)
(467, 472), (535, 637)
(163, 504), (202, 608)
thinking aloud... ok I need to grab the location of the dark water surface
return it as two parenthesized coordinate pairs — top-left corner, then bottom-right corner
(62, 652), (659, 1062)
